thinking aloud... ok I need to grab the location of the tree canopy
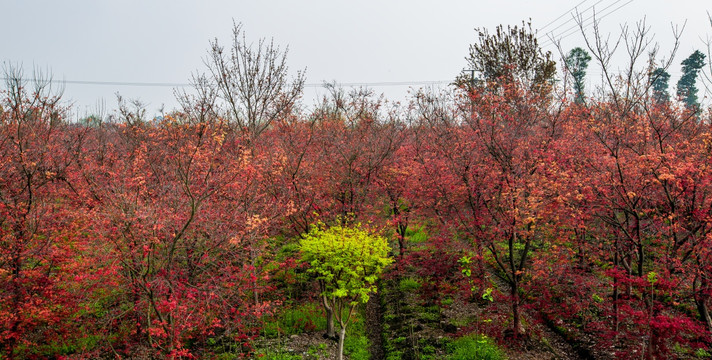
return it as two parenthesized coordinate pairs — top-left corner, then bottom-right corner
(462, 21), (556, 95)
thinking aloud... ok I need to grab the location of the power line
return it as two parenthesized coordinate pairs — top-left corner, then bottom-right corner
(541, 0), (633, 48)
(540, 0), (589, 31)
(0, 0), (631, 93)
(560, 0), (634, 45)
(569, 0), (633, 47)
(0, 77), (451, 88)
(0, 77), (192, 87)
(308, 80), (450, 87)
(542, 0), (605, 36)
(541, 0), (623, 47)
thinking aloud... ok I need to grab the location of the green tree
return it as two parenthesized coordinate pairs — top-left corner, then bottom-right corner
(461, 21), (556, 95)
(650, 67), (671, 103)
(565, 47), (592, 104)
(299, 221), (393, 360)
(676, 50), (706, 109)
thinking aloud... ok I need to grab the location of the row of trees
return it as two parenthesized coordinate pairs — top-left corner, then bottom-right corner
(568, 46), (707, 108)
(1, 20), (712, 359)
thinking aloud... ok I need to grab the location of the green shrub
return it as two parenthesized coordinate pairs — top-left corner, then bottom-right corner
(254, 349), (302, 360)
(278, 242), (300, 259)
(447, 334), (507, 360)
(421, 344), (436, 355)
(307, 343), (329, 357)
(419, 311), (440, 322)
(695, 348), (711, 358)
(399, 277), (421, 292)
(406, 226), (428, 244)
(386, 351), (403, 360)
(262, 302), (326, 337)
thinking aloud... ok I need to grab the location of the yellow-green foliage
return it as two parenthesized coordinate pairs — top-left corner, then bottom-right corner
(300, 221), (393, 306)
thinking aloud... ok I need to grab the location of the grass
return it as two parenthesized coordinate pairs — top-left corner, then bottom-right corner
(262, 302), (326, 338)
(344, 307), (370, 360)
(449, 315), (474, 328)
(446, 334), (507, 360)
(406, 225), (429, 244)
(306, 343), (329, 358)
(399, 277), (422, 292)
(260, 302), (370, 359)
(254, 348), (303, 360)
(416, 305), (441, 323)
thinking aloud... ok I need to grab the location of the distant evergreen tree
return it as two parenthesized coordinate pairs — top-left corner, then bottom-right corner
(676, 50), (706, 109)
(649, 67), (671, 103)
(565, 47), (592, 104)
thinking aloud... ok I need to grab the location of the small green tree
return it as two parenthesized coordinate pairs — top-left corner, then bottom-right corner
(300, 221), (393, 360)
(676, 50), (706, 109)
(650, 67), (671, 104)
(565, 47), (592, 104)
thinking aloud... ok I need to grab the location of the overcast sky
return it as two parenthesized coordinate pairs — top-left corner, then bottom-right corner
(2, 0), (710, 117)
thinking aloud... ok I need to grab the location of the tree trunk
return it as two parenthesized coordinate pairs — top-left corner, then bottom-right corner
(326, 308), (336, 339)
(323, 294), (336, 339)
(637, 241), (644, 278)
(392, 199), (408, 258)
(397, 223), (407, 257)
(337, 326), (347, 360)
(251, 243), (259, 305)
(613, 237), (619, 336)
(624, 252), (633, 297)
(511, 280), (523, 338)
(694, 277), (712, 334)
(698, 299), (712, 334)
(509, 231), (524, 338)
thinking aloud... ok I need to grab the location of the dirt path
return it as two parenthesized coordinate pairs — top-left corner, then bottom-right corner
(533, 321), (587, 360)
(365, 289), (384, 360)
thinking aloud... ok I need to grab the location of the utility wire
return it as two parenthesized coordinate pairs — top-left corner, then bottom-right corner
(543, 0), (605, 36)
(541, 0), (633, 47)
(310, 80), (450, 87)
(0, 77), (191, 87)
(539, 0), (589, 31)
(0, 77), (451, 88)
(1, 0), (632, 91)
(541, 0), (623, 47)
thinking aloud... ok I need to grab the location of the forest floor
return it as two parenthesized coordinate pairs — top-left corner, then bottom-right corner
(256, 332), (342, 359)
(253, 255), (606, 360)
(254, 286), (600, 360)
(377, 274), (592, 360)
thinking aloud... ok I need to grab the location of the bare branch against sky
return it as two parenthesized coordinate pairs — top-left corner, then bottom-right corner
(1, 0), (709, 116)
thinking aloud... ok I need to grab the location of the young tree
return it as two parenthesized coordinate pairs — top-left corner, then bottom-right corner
(299, 221), (392, 360)
(565, 47), (592, 104)
(650, 67), (671, 103)
(676, 50), (706, 109)
(312, 86), (402, 221)
(0, 64), (90, 357)
(206, 22), (305, 140)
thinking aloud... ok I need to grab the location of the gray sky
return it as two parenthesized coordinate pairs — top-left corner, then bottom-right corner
(2, 0), (710, 117)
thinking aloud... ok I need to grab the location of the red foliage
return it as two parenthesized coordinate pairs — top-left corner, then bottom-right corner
(3, 67), (712, 358)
